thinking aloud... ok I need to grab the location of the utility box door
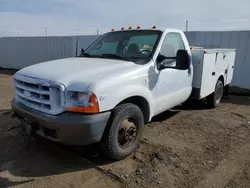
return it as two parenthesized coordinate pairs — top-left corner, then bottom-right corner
(225, 51), (236, 85)
(200, 53), (217, 98)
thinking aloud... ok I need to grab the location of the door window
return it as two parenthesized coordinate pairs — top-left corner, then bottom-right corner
(160, 33), (185, 57)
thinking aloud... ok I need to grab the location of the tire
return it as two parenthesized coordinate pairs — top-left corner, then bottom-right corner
(207, 80), (224, 108)
(223, 85), (229, 96)
(100, 103), (144, 160)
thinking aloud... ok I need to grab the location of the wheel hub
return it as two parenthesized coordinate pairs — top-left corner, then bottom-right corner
(215, 82), (223, 103)
(118, 119), (137, 147)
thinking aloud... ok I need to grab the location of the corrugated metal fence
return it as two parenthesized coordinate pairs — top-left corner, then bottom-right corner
(0, 31), (249, 89)
(0, 35), (99, 69)
(185, 31), (250, 89)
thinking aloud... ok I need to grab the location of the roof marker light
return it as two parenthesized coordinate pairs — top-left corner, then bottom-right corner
(128, 26), (132, 29)
(152, 25), (157, 29)
(121, 27), (125, 30)
(137, 26), (141, 29)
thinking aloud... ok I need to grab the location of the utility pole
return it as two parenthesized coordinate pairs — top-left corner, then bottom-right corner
(45, 27), (47, 36)
(185, 20), (188, 32)
(96, 28), (99, 35)
(77, 18), (80, 35)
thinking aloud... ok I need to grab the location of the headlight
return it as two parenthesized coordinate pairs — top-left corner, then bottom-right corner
(70, 92), (90, 104)
(66, 91), (99, 113)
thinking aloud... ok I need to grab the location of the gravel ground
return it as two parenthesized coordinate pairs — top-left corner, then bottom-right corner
(0, 72), (250, 188)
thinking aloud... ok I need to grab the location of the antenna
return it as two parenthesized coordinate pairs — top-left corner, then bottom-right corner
(75, 18), (80, 57)
(96, 28), (99, 35)
(75, 35), (79, 57)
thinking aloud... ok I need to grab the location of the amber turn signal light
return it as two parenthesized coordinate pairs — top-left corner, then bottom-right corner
(67, 93), (99, 114)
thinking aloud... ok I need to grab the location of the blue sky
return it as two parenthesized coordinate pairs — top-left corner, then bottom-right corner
(0, 0), (250, 37)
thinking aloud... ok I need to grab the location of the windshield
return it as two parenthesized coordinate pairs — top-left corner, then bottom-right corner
(82, 30), (162, 64)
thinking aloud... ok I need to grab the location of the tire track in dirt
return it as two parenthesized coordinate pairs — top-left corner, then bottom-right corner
(195, 143), (250, 188)
(39, 143), (127, 187)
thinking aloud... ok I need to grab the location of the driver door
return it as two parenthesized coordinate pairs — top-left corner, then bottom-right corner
(153, 32), (192, 115)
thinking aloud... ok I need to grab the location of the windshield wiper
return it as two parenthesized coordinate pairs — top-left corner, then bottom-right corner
(100, 54), (131, 61)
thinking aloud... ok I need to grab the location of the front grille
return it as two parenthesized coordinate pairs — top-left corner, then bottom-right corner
(14, 76), (64, 115)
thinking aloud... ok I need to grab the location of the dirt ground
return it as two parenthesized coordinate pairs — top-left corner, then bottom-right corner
(0, 71), (250, 188)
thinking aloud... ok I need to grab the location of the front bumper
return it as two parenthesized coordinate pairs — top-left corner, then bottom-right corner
(12, 99), (111, 145)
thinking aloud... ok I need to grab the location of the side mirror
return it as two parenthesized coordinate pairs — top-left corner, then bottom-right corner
(156, 54), (176, 70)
(157, 54), (167, 63)
(176, 50), (190, 70)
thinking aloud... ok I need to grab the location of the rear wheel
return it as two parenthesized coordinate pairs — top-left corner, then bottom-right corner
(207, 80), (224, 108)
(100, 103), (144, 160)
(223, 85), (229, 96)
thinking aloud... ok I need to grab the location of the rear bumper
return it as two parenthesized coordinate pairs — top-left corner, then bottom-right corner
(12, 99), (111, 145)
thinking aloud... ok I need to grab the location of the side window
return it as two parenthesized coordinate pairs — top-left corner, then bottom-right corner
(160, 33), (185, 57)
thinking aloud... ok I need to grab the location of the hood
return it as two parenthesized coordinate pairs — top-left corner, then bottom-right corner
(16, 57), (138, 91)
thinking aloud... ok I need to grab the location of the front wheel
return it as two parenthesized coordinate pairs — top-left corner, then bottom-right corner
(100, 103), (144, 160)
(207, 80), (224, 108)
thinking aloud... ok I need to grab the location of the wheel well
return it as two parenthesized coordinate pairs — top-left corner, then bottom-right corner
(218, 75), (224, 86)
(117, 96), (150, 123)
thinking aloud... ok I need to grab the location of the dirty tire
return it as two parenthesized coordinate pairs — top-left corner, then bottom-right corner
(223, 85), (229, 96)
(100, 103), (144, 160)
(207, 80), (224, 108)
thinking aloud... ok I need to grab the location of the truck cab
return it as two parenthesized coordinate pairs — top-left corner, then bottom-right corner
(80, 28), (192, 119)
(12, 28), (232, 160)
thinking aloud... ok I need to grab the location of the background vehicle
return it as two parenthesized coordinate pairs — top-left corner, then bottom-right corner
(12, 28), (236, 160)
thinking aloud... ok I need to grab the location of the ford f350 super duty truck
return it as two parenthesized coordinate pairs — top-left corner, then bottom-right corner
(12, 28), (236, 160)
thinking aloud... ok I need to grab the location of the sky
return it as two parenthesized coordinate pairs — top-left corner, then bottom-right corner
(0, 0), (250, 37)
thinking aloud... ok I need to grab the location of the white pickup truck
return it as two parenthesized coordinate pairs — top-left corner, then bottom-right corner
(12, 28), (236, 160)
